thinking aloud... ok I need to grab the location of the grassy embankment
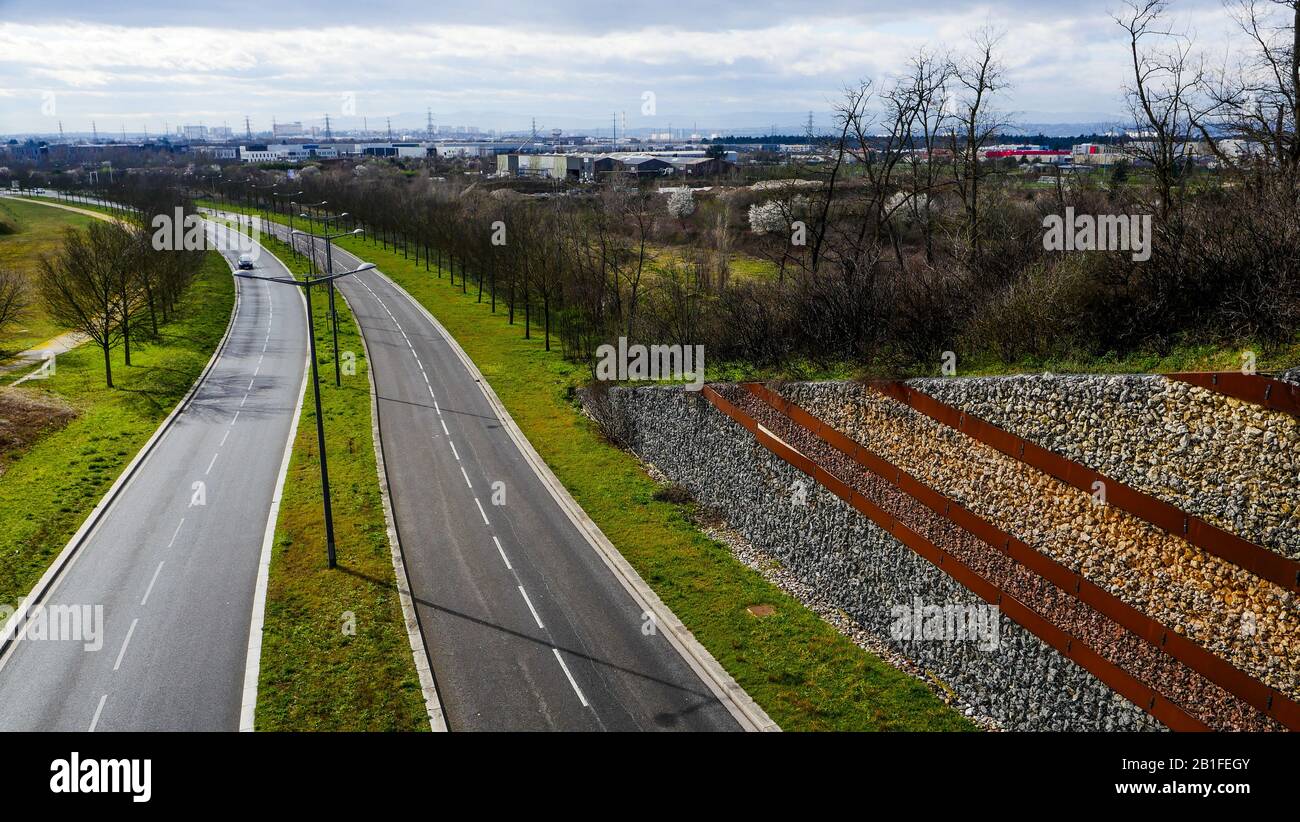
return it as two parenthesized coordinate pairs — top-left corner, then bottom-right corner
(0, 244), (234, 607)
(221, 221), (428, 731)
(207, 203), (974, 731)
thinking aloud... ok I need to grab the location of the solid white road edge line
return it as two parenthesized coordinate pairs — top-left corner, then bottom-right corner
(238, 246), (312, 733)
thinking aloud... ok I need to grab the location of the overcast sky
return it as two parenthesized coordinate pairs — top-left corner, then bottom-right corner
(0, 0), (1243, 137)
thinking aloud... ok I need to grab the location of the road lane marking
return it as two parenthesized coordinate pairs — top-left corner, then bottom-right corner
(448, 440), (460, 461)
(493, 536), (512, 570)
(88, 694), (107, 732)
(141, 561), (165, 606)
(206, 453), (219, 475)
(441, 419), (450, 436)
(113, 619), (139, 671)
(220, 429), (230, 447)
(433, 399), (441, 415)
(552, 649), (589, 708)
(240, 394), (248, 407)
(248, 377), (255, 390)
(167, 518), (184, 548)
(474, 497), (490, 526)
(518, 586), (544, 629)
(230, 411), (240, 426)
(460, 465), (472, 488)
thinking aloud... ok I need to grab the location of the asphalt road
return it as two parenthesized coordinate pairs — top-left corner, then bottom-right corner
(262, 219), (748, 731)
(0, 227), (307, 731)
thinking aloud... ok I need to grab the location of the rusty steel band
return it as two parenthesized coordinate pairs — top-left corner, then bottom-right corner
(868, 380), (1300, 595)
(1167, 371), (1300, 420)
(741, 381), (1300, 731)
(698, 385), (1208, 732)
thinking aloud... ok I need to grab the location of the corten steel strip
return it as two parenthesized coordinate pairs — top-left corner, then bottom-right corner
(869, 380), (1300, 594)
(743, 382), (1300, 731)
(698, 386), (1208, 731)
(1167, 371), (1300, 420)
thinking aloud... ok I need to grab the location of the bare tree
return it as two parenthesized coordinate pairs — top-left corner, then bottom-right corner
(38, 224), (136, 387)
(0, 268), (28, 344)
(1116, 0), (1204, 222)
(1197, 0), (1299, 183)
(903, 49), (957, 263)
(949, 27), (1009, 265)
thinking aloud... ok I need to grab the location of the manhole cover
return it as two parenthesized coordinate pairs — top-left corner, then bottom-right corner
(746, 604), (776, 617)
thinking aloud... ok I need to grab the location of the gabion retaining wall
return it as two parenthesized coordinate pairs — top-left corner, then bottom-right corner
(595, 385), (1161, 731)
(911, 374), (1300, 559)
(785, 381), (1297, 699)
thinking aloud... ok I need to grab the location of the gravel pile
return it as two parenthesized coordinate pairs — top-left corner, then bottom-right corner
(721, 386), (1277, 730)
(782, 381), (1299, 700)
(593, 385), (1162, 731)
(911, 374), (1300, 559)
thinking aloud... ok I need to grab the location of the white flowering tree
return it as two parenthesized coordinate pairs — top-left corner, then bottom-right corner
(666, 188), (696, 226)
(747, 195), (809, 235)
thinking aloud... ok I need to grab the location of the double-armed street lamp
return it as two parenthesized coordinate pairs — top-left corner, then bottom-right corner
(234, 259), (376, 569)
(297, 199), (329, 235)
(294, 217), (364, 386)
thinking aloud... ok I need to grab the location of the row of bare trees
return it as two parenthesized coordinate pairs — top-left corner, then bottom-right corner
(36, 191), (204, 387)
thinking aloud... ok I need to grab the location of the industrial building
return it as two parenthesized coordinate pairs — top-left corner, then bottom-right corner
(495, 151), (732, 180)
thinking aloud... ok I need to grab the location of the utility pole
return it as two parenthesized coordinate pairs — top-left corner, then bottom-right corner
(324, 113), (332, 140)
(245, 116), (252, 141)
(386, 117), (393, 140)
(91, 121), (98, 143)
(427, 107), (434, 138)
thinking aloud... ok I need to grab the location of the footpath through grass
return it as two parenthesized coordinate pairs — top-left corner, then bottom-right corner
(248, 228), (428, 731)
(0, 250), (234, 607)
(209, 203), (973, 731)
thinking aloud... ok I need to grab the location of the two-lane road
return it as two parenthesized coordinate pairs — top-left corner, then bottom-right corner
(261, 217), (767, 731)
(0, 227), (307, 731)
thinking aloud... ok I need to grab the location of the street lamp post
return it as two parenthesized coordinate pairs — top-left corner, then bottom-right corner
(298, 199), (328, 235)
(249, 182), (276, 235)
(295, 220), (363, 386)
(235, 260), (376, 569)
(271, 190), (303, 256)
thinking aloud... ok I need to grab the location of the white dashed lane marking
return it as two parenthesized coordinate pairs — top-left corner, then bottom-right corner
(350, 250), (596, 714)
(88, 695), (107, 732)
(113, 619), (139, 672)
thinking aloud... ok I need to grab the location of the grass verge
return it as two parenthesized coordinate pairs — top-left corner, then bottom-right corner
(249, 229), (428, 731)
(0, 197), (97, 356)
(0, 250), (234, 606)
(210, 203), (973, 731)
